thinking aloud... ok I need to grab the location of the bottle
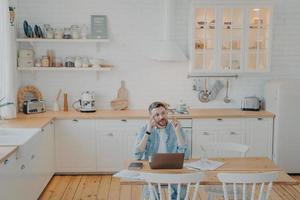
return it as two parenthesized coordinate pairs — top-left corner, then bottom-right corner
(81, 24), (88, 39)
(47, 50), (54, 67)
(63, 93), (68, 112)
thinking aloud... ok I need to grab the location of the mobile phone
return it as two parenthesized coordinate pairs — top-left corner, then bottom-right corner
(128, 162), (143, 170)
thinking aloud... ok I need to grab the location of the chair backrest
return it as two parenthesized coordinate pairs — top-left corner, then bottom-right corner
(141, 172), (205, 200)
(217, 172), (278, 200)
(201, 142), (249, 158)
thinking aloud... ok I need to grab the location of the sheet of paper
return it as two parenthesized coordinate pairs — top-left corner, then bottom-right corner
(113, 170), (144, 180)
(184, 160), (224, 171)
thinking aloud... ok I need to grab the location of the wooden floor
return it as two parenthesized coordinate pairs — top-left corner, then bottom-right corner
(39, 175), (300, 200)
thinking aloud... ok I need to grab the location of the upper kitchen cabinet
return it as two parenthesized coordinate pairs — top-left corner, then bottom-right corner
(189, 3), (272, 74)
(193, 7), (217, 72)
(246, 7), (272, 72)
(220, 7), (244, 72)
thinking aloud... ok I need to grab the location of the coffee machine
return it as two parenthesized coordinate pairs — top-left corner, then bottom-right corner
(72, 91), (96, 112)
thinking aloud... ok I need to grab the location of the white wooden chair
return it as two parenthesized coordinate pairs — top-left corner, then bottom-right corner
(217, 172), (278, 200)
(201, 142), (249, 158)
(141, 172), (205, 200)
(201, 142), (249, 200)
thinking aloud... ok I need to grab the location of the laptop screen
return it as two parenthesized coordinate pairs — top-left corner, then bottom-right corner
(149, 153), (184, 169)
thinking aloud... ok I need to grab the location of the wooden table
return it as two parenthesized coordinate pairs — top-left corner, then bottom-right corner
(120, 157), (299, 185)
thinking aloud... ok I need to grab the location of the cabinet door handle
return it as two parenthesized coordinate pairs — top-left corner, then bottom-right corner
(107, 133), (114, 136)
(20, 164), (25, 170)
(72, 119), (79, 122)
(31, 154), (35, 160)
(121, 119), (127, 122)
(203, 132), (210, 135)
(217, 118), (223, 121)
(230, 131), (238, 135)
(41, 128), (44, 132)
(257, 118), (263, 121)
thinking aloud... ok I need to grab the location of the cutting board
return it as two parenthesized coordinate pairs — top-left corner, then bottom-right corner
(111, 80), (129, 110)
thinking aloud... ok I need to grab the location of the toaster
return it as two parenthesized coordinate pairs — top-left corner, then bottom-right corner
(241, 96), (261, 111)
(23, 99), (46, 114)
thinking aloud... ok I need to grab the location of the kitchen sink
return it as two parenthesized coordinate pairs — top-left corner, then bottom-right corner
(0, 128), (40, 145)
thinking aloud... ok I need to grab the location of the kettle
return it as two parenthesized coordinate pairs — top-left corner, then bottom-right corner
(72, 91), (96, 112)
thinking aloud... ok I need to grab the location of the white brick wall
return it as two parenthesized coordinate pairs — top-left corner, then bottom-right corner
(16, 0), (300, 110)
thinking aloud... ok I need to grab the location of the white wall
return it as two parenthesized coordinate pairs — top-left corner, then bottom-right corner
(16, 0), (300, 110)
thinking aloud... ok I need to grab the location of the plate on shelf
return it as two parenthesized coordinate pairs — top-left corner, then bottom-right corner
(27, 25), (34, 38)
(34, 25), (40, 38)
(23, 20), (29, 37)
(37, 26), (44, 38)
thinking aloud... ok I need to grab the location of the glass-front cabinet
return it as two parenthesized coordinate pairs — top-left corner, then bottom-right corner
(246, 8), (271, 72)
(194, 8), (216, 71)
(190, 4), (272, 74)
(221, 8), (243, 72)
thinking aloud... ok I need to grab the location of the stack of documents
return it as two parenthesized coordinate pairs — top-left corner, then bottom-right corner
(113, 170), (144, 180)
(184, 160), (224, 170)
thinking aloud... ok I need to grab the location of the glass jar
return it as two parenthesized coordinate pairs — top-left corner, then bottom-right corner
(35, 58), (41, 67)
(81, 57), (89, 68)
(65, 56), (74, 67)
(46, 29), (54, 39)
(54, 28), (63, 39)
(54, 57), (63, 67)
(63, 28), (72, 39)
(71, 25), (80, 39)
(74, 56), (82, 68)
(41, 56), (49, 67)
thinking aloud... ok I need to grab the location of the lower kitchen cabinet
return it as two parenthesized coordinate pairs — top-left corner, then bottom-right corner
(96, 119), (145, 172)
(53, 117), (273, 173)
(55, 119), (96, 172)
(0, 122), (55, 200)
(97, 130), (124, 171)
(245, 118), (273, 159)
(35, 122), (55, 194)
(192, 118), (245, 158)
(192, 118), (273, 158)
(0, 152), (18, 200)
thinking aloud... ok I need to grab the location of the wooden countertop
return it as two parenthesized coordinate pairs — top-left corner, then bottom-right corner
(16, 108), (274, 120)
(0, 117), (53, 129)
(0, 108), (274, 129)
(0, 146), (17, 164)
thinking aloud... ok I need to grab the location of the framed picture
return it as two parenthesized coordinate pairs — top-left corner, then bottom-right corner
(91, 15), (108, 39)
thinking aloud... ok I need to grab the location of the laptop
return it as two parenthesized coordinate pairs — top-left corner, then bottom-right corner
(149, 153), (184, 169)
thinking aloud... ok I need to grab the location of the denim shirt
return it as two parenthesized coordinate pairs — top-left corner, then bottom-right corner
(133, 121), (190, 160)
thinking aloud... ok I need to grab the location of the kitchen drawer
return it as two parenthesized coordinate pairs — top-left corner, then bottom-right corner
(96, 119), (146, 132)
(193, 118), (245, 130)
